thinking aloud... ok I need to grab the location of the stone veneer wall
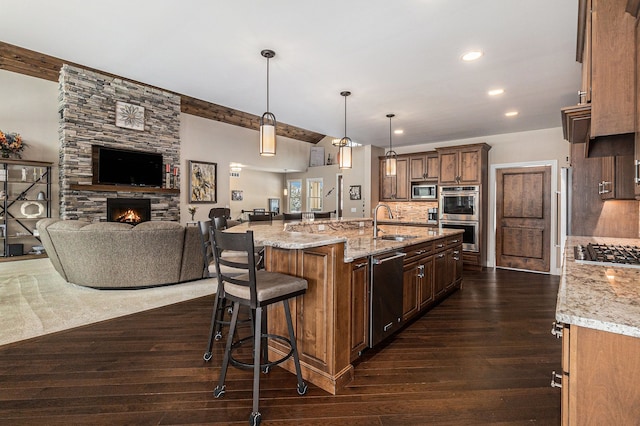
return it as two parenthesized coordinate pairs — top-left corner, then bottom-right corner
(58, 65), (181, 221)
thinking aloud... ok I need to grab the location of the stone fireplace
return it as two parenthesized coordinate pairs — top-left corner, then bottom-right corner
(107, 198), (151, 224)
(58, 64), (181, 222)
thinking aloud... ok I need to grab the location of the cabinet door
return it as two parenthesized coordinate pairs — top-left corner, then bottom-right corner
(438, 151), (459, 184)
(600, 156), (635, 200)
(418, 256), (434, 309)
(402, 260), (420, 320)
(409, 155), (426, 181)
(590, 0), (636, 137)
(458, 148), (481, 184)
(635, 16), (640, 200)
(425, 154), (439, 181)
(349, 258), (369, 360)
(395, 158), (409, 200)
(379, 158), (408, 200)
(433, 251), (448, 298)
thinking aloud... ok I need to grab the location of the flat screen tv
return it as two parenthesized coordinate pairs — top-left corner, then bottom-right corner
(92, 145), (163, 187)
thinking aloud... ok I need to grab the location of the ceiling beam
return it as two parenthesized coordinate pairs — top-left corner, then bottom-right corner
(0, 42), (324, 144)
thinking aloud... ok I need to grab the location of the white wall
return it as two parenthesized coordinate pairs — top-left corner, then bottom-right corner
(0, 70), (60, 217)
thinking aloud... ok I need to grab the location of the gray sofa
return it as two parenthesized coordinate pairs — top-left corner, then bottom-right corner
(36, 218), (205, 289)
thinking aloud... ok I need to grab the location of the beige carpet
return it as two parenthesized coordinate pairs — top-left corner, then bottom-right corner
(0, 258), (216, 346)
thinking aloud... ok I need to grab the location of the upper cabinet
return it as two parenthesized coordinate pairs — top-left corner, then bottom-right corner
(634, 6), (640, 199)
(380, 157), (408, 201)
(590, 0), (636, 138)
(436, 143), (490, 186)
(562, 0), (637, 144)
(409, 152), (438, 182)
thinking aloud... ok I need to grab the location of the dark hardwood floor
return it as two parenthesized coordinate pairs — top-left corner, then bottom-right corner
(0, 269), (561, 425)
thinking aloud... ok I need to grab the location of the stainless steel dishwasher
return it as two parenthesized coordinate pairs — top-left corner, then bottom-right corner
(369, 251), (406, 347)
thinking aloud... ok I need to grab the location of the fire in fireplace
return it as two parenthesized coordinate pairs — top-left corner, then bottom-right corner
(107, 198), (151, 224)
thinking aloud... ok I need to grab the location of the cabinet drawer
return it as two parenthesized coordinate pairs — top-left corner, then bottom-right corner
(404, 241), (433, 261)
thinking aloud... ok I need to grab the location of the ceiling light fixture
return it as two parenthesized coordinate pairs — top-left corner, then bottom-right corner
(338, 91), (353, 169)
(283, 169), (288, 196)
(259, 49), (276, 156)
(505, 111), (519, 117)
(394, 129), (404, 134)
(230, 164), (242, 172)
(461, 50), (483, 61)
(488, 88), (505, 96)
(384, 113), (397, 176)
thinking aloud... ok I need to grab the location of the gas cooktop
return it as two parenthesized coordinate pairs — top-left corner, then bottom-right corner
(574, 243), (640, 269)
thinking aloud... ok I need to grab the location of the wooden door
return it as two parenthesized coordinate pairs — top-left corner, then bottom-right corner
(402, 260), (420, 320)
(496, 166), (551, 272)
(409, 155), (426, 181)
(425, 154), (439, 180)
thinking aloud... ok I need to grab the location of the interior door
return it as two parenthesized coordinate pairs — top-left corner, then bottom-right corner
(496, 166), (551, 272)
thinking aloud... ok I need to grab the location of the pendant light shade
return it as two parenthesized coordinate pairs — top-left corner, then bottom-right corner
(260, 49), (276, 156)
(283, 169), (288, 196)
(338, 91), (353, 169)
(384, 113), (397, 176)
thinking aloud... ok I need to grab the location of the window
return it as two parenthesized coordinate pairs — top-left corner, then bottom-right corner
(288, 179), (302, 212)
(307, 178), (323, 212)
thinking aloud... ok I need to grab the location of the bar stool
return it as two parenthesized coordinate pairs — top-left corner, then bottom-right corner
(211, 229), (308, 426)
(198, 220), (249, 362)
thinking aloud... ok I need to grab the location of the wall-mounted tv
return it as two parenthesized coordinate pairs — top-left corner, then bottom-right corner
(92, 145), (163, 187)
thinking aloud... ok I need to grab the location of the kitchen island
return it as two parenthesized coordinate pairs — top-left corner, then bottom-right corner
(555, 236), (640, 425)
(227, 218), (464, 394)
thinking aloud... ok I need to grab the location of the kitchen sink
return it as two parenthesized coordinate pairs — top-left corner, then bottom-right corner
(377, 234), (417, 241)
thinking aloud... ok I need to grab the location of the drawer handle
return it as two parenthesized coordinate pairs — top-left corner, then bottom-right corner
(437, 253), (445, 258)
(451, 239), (459, 243)
(635, 160), (640, 185)
(550, 371), (562, 388)
(354, 262), (368, 268)
(551, 321), (563, 338)
(436, 243), (444, 248)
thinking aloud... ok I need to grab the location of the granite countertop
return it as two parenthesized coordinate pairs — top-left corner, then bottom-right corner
(557, 236), (640, 338)
(228, 218), (463, 263)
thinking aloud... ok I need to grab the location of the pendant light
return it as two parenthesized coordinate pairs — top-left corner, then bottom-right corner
(260, 49), (276, 156)
(384, 113), (397, 176)
(338, 91), (353, 169)
(283, 169), (288, 196)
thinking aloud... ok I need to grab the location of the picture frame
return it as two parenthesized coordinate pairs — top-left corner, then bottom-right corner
(189, 160), (217, 203)
(349, 185), (361, 200)
(231, 190), (243, 201)
(115, 101), (145, 131)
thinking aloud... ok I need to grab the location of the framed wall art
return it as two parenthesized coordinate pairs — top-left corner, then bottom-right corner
(231, 190), (243, 201)
(115, 101), (145, 131)
(349, 185), (361, 200)
(189, 160), (217, 203)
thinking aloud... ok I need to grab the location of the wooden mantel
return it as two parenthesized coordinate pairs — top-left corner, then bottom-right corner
(69, 184), (179, 194)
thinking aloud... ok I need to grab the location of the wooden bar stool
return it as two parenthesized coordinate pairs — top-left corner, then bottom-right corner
(210, 229), (308, 426)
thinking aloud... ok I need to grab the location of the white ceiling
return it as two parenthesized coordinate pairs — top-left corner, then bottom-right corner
(0, 0), (581, 148)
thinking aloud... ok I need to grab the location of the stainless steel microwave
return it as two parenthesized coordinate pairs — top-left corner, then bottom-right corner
(411, 184), (437, 199)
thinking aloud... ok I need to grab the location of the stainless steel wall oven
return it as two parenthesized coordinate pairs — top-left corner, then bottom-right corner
(439, 185), (479, 221)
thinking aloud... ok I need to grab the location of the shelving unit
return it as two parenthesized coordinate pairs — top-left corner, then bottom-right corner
(0, 158), (52, 259)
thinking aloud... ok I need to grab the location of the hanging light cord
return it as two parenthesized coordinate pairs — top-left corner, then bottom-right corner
(265, 55), (270, 113)
(388, 115), (393, 151)
(344, 94), (348, 138)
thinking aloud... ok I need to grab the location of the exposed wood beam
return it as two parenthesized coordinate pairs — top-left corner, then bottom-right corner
(0, 42), (324, 144)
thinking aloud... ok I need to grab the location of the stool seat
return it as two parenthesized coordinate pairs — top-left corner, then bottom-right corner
(225, 270), (307, 303)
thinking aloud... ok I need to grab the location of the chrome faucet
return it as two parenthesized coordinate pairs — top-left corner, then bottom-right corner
(373, 203), (393, 238)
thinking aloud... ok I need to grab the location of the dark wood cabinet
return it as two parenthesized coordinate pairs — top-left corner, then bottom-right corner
(349, 257), (369, 361)
(635, 13), (640, 199)
(599, 155), (635, 200)
(380, 157), (408, 200)
(409, 152), (438, 181)
(590, 0), (636, 138)
(402, 260), (421, 321)
(436, 143), (489, 185)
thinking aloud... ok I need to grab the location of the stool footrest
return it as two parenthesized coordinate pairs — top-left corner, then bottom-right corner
(229, 333), (295, 370)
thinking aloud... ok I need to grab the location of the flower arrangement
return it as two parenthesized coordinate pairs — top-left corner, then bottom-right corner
(188, 205), (198, 221)
(0, 130), (26, 159)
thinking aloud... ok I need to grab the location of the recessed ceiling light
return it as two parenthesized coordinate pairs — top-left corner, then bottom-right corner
(394, 129), (404, 135)
(488, 88), (505, 96)
(505, 111), (519, 117)
(461, 50), (483, 61)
